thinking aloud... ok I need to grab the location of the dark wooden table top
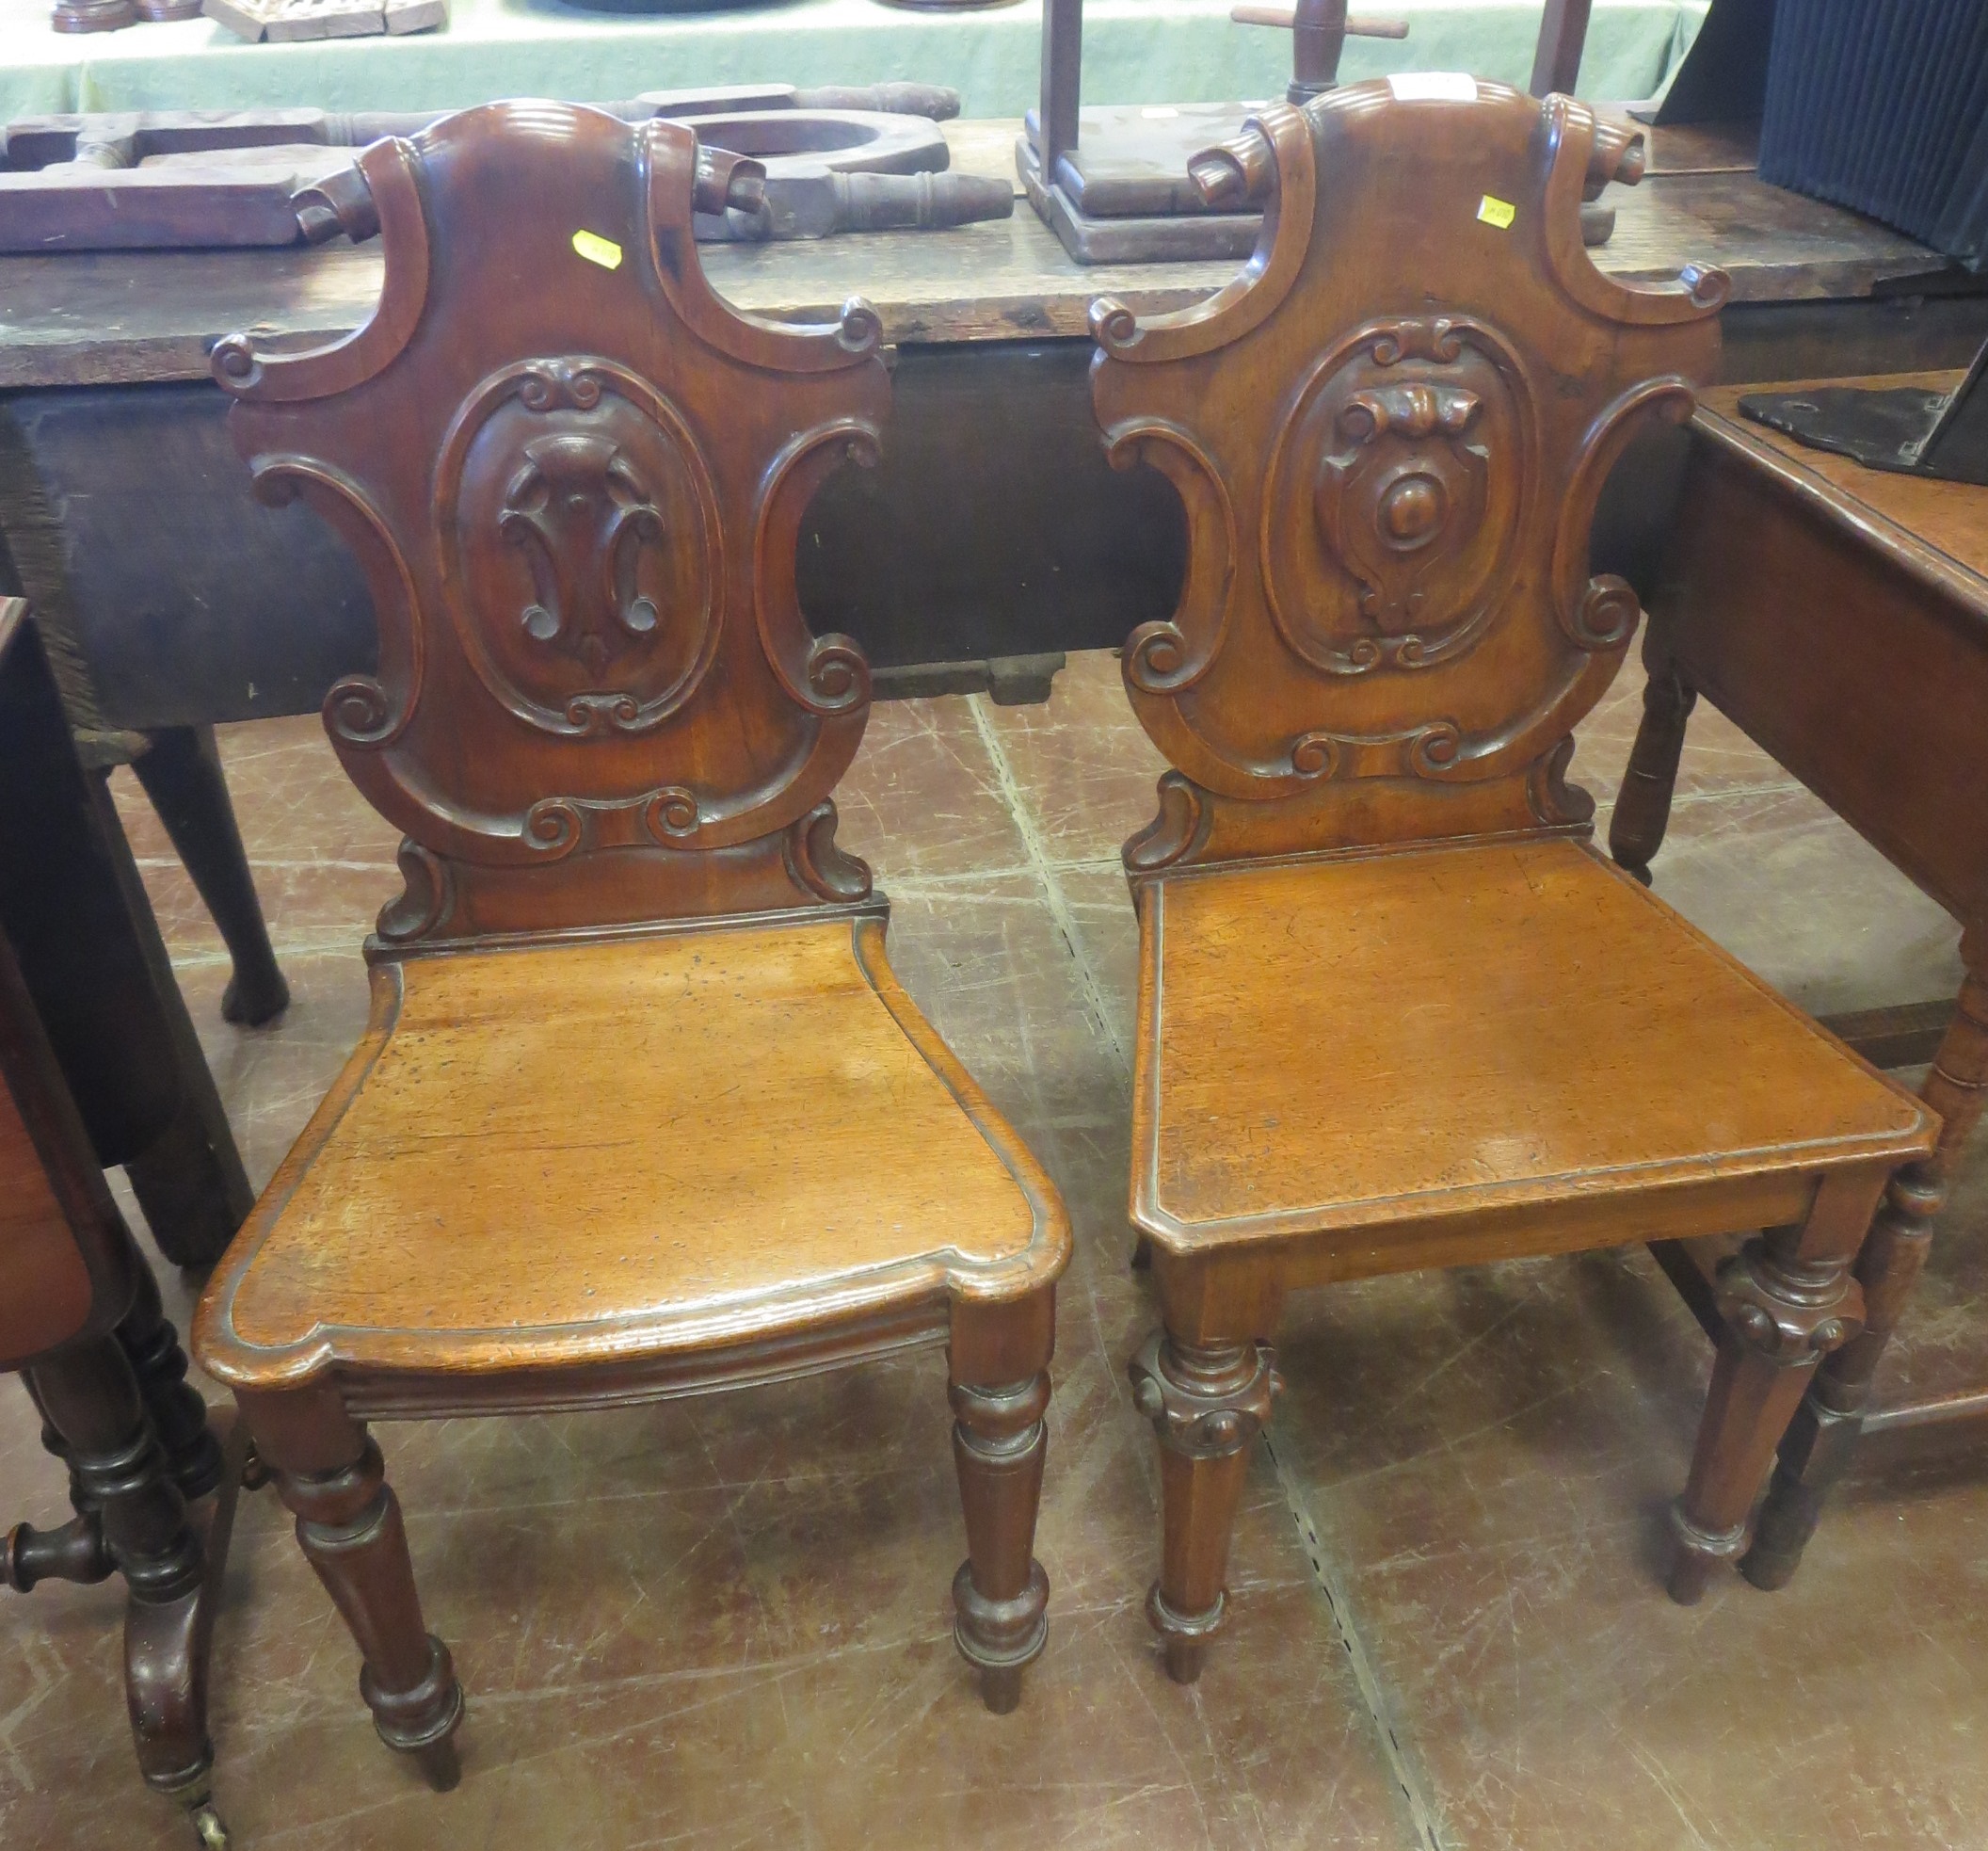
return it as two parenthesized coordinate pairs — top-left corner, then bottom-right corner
(1694, 373), (1988, 611)
(0, 121), (1965, 391)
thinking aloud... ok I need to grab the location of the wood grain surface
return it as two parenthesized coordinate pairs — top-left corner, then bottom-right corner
(205, 917), (1057, 1376)
(1136, 838), (1930, 1249)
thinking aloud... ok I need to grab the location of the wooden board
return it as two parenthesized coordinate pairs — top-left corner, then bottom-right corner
(0, 118), (1966, 390)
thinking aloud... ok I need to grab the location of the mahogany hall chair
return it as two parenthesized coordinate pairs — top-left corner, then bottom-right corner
(1086, 82), (1938, 1682)
(190, 103), (1069, 1781)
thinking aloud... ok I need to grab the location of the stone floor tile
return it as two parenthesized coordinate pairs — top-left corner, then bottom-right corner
(978, 652), (1166, 869)
(836, 695), (1033, 881)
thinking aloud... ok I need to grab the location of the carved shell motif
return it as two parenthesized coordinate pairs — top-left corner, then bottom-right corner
(1262, 317), (1533, 676)
(438, 357), (723, 737)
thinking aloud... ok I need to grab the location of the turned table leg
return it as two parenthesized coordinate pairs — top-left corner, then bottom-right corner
(16, 1337), (228, 1836)
(243, 1391), (463, 1788)
(1608, 630), (1696, 888)
(1668, 1170), (1880, 1602)
(1742, 940), (1988, 1588)
(119, 1263), (223, 1504)
(949, 1290), (1054, 1714)
(130, 727), (289, 1029)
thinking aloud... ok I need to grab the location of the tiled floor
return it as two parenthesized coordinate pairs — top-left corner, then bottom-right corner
(4, 652), (1985, 1850)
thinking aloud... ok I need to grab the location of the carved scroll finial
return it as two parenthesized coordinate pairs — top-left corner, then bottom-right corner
(213, 136), (429, 404)
(838, 297), (884, 355)
(1187, 126), (1276, 211)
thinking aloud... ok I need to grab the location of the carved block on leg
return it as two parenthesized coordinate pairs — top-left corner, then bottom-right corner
(265, 1421), (464, 1785)
(949, 1374), (1051, 1714)
(1129, 1330), (1279, 1682)
(1608, 667), (1696, 886)
(1668, 1231), (1864, 1604)
(1742, 1162), (1944, 1590)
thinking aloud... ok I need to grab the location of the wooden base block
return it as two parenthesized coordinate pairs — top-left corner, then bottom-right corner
(383, 0), (446, 31)
(51, 0), (137, 29)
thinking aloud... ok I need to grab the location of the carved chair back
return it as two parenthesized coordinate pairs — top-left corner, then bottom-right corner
(214, 104), (890, 950)
(1089, 82), (1727, 877)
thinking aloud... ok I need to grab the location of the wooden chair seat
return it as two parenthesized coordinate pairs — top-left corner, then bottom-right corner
(200, 918), (1061, 1399)
(1135, 838), (1930, 1264)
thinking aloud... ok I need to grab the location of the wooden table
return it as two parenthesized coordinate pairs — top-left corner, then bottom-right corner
(4, 121), (1986, 730)
(1611, 373), (1988, 1581)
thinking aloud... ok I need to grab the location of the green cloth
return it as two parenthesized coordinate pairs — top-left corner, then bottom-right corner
(1, 0), (1705, 122)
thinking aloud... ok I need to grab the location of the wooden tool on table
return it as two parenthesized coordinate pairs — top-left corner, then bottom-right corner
(0, 86), (1010, 251)
(1085, 80), (1935, 1681)
(190, 102), (1069, 1788)
(0, 601), (248, 1850)
(1022, 0), (1625, 261)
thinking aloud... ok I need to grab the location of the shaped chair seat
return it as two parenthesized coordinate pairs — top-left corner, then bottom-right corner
(1135, 838), (1928, 1261)
(201, 917), (1061, 1397)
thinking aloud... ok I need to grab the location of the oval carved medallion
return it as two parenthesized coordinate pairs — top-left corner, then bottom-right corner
(1261, 317), (1535, 676)
(439, 358), (723, 737)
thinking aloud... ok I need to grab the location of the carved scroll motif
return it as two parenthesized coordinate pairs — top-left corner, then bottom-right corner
(1107, 421), (1238, 700)
(499, 434), (668, 678)
(437, 357), (724, 740)
(251, 457), (425, 751)
(1551, 377), (1698, 652)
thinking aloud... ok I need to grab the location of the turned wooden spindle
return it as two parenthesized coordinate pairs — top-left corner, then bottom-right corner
(1226, 0), (1410, 105)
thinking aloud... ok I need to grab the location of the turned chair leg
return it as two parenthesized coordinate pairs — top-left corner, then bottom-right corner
(1740, 1164), (1945, 1587)
(948, 1291), (1054, 1714)
(243, 1392), (463, 1787)
(1608, 639), (1696, 887)
(131, 726), (290, 1029)
(1668, 1171), (1883, 1603)
(1129, 1328), (1279, 1682)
